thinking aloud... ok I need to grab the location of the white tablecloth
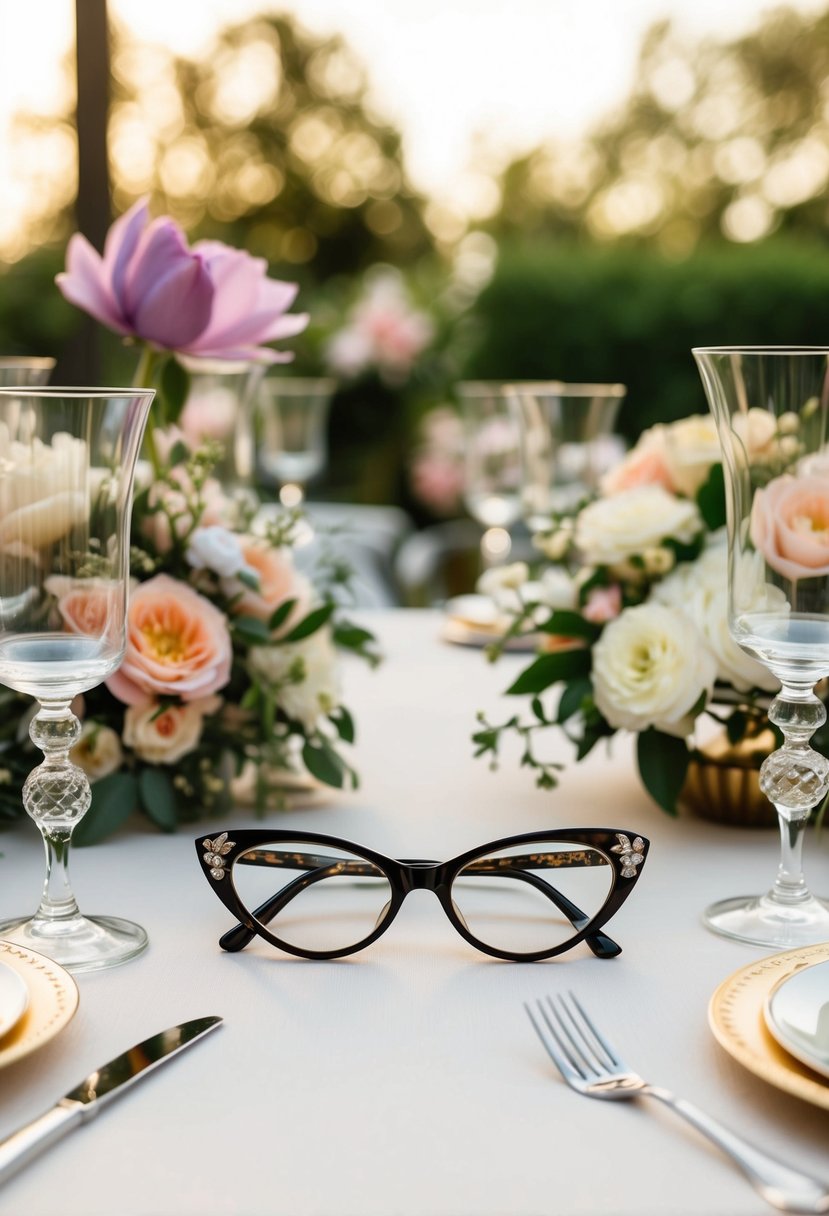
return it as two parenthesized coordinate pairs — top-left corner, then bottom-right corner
(0, 610), (827, 1216)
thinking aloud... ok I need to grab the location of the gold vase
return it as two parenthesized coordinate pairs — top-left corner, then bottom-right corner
(678, 728), (777, 828)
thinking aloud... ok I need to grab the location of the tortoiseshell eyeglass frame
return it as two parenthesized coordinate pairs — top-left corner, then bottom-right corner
(194, 827), (649, 962)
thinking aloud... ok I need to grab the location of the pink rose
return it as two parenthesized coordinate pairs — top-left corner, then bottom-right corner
(750, 474), (829, 581)
(123, 695), (221, 764)
(224, 538), (312, 628)
(106, 574), (232, 705)
(583, 584), (623, 624)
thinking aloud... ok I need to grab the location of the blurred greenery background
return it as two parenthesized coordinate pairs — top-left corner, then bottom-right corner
(2, 2), (829, 528)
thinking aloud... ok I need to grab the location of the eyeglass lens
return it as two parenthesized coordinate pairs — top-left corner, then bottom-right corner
(451, 839), (614, 955)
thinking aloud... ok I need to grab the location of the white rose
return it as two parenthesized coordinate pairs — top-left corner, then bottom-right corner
(186, 526), (248, 579)
(575, 486), (701, 567)
(249, 629), (341, 730)
(652, 538), (778, 693)
(0, 431), (90, 547)
(476, 562), (530, 612)
(69, 723), (123, 782)
(592, 603), (716, 737)
(662, 414), (721, 497)
(123, 695), (221, 765)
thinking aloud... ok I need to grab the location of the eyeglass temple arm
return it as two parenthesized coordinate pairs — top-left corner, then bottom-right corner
(218, 850), (619, 958)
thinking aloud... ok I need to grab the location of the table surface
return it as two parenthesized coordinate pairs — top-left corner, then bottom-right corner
(0, 610), (827, 1216)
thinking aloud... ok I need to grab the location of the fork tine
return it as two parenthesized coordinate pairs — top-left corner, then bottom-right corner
(524, 1000), (586, 1085)
(563, 990), (623, 1071)
(543, 994), (601, 1078)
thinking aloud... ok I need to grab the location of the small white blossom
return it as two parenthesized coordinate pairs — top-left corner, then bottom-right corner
(185, 526), (249, 579)
(249, 629), (341, 730)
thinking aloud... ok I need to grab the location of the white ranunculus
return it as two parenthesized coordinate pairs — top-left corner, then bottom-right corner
(592, 603), (716, 737)
(249, 629), (341, 730)
(662, 414), (721, 497)
(69, 722), (123, 782)
(575, 486), (701, 567)
(537, 567), (578, 611)
(652, 538), (779, 693)
(731, 408), (778, 460)
(123, 696), (221, 765)
(186, 526), (248, 579)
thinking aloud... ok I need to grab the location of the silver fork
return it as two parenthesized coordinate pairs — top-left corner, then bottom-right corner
(526, 993), (829, 1215)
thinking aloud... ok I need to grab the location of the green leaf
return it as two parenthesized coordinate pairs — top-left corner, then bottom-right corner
(74, 772), (138, 846)
(268, 598), (297, 632)
(557, 676), (593, 724)
(282, 603), (335, 643)
(506, 648), (590, 696)
(237, 568), (261, 592)
(328, 705), (355, 743)
(538, 611), (600, 641)
(232, 616), (272, 645)
(301, 739), (347, 788)
(696, 462), (726, 531)
(636, 729), (690, 816)
(333, 623), (376, 649)
(138, 768), (178, 832)
(167, 439), (191, 468)
(160, 358), (191, 426)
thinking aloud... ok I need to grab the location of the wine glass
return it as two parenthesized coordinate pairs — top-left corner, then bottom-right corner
(507, 381), (626, 526)
(256, 377), (335, 508)
(0, 357), (55, 387)
(0, 386), (155, 971)
(457, 382), (523, 567)
(694, 346), (829, 947)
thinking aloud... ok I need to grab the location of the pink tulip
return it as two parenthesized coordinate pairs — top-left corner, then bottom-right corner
(56, 200), (215, 349)
(56, 200), (309, 363)
(182, 241), (309, 363)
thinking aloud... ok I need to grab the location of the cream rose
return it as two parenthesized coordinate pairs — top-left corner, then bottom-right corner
(0, 430), (90, 548)
(123, 695), (221, 765)
(248, 629), (341, 729)
(750, 474), (829, 581)
(662, 414), (721, 498)
(106, 574), (232, 705)
(652, 538), (778, 692)
(575, 486), (702, 567)
(592, 602), (716, 737)
(69, 722), (123, 781)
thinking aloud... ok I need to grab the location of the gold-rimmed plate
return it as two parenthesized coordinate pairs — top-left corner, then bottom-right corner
(708, 941), (829, 1111)
(0, 940), (79, 1069)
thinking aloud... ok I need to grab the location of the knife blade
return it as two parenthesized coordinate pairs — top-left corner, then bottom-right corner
(0, 1015), (222, 1185)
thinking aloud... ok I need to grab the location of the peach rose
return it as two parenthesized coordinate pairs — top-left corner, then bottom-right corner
(106, 574), (232, 705)
(601, 427), (674, 495)
(223, 537), (312, 628)
(123, 695), (221, 765)
(48, 578), (124, 649)
(750, 474), (829, 581)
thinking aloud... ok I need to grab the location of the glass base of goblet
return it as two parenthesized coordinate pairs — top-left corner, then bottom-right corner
(0, 912), (148, 973)
(703, 891), (829, 949)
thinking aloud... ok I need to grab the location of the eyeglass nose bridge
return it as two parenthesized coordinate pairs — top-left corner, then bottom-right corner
(396, 859), (448, 894)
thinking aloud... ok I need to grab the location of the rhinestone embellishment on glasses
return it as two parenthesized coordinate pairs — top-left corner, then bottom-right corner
(610, 833), (645, 879)
(203, 833), (235, 880)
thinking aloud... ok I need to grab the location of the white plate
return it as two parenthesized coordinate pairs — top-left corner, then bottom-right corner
(0, 958), (29, 1039)
(764, 958), (829, 1080)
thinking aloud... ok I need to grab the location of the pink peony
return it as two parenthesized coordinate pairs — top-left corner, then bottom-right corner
(107, 574), (232, 705)
(56, 199), (308, 362)
(224, 537), (312, 628)
(751, 474), (829, 581)
(56, 200), (214, 350)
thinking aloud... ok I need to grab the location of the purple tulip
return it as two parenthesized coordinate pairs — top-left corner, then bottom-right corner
(180, 241), (309, 363)
(56, 200), (309, 362)
(56, 200), (215, 350)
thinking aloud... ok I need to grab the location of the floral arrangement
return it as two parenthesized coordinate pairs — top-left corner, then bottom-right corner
(471, 409), (813, 814)
(324, 266), (435, 388)
(0, 200), (378, 843)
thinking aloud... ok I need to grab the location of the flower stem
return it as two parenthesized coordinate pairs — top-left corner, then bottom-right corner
(132, 345), (162, 477)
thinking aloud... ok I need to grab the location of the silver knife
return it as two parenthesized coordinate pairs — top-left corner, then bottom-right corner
(0, 1015), (222, 1185)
